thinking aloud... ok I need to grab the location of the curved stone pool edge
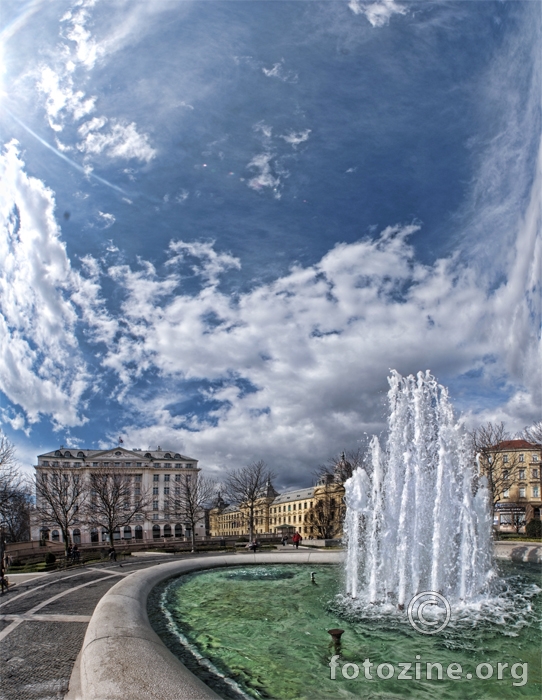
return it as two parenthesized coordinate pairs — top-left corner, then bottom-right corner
(66, 551), (344, 700)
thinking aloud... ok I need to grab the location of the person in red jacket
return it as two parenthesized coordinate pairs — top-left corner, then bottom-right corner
(292, 531), (302, 549)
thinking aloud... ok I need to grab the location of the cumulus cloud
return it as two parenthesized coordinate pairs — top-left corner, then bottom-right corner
(0, 141), (89, 428)
(73, 197), (539, 479)
(348, 0), (407, 27)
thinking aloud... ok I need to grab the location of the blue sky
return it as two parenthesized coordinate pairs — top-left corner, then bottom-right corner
(0, 0), (540, 487)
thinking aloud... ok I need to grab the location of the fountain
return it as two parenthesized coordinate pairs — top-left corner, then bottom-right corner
(344, 370), (493, 608)
(138, 370), (539, 699)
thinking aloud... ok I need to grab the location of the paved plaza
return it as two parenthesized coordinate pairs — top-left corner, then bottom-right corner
(0, 552), (240, 700)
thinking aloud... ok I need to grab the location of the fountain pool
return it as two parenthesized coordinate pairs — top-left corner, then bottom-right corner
(149, 561), (541, 700)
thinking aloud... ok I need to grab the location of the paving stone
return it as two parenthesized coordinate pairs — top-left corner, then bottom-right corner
(0, 620), (87, 700)
(40, 578), (120, 616)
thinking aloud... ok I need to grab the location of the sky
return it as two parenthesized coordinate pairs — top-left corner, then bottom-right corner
(0, 0), (540, 488)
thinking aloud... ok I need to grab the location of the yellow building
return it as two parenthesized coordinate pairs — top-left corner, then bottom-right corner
(484, 439), (542, 531)
(209, 479), (346, 539)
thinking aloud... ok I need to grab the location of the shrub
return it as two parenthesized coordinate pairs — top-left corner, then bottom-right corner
(44, 552), (56, 565)
(525, 519), (542, 539)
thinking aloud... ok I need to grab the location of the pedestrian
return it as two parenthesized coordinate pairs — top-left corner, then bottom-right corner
(66, 544), (73, 563)
(108, 547), (117, 562)
(292, 531), (302, 549)
(281, 535), (288, 547)
(73, 544), (80, 563)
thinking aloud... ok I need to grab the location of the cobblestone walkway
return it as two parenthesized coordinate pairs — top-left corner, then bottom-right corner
(0, 554), (221, 700)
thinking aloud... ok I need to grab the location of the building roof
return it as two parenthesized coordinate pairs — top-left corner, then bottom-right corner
(273, 486), (314, 504)
(495, 440), (540, 450)
(37, 447), (197, 462)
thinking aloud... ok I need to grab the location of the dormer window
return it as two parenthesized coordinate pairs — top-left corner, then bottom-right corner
(145, 453), (152, 459)
(174, 454), (181, 459)
(55, 450), (61, 457)
(164, 453), (171, 458)
(64, 451), (72, 457)
(77, 452), (85, 459)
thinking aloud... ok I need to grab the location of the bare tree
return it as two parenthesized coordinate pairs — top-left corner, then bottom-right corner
(2, 485), (32, 542)
(86, 468), (150, 550)
(224, 460), (275, 541)
(34, 467), (87, 556)
(315, 448), (367, 485)
(521, 421), (542, 445)
(0, 435), (21, 515)
(168, 473), (216, 552)
(469, 422), (520, 506)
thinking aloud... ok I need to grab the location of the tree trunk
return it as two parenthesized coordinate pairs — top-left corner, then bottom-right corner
(191, 526), (196, 553)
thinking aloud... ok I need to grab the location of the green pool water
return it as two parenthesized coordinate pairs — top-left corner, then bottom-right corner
(149, 562), (541, 700)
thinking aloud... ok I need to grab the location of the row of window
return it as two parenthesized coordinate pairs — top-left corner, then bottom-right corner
(40, 461), (194, 468)
(502, 468), (539, 479)
(502, 486), (540, 498)
(272, 501), (312, 513)
(152, 473), (192, 482)
(502, 454), (539, 463)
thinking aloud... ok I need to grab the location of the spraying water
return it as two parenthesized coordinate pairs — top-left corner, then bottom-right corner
(344, 370), (493, 608)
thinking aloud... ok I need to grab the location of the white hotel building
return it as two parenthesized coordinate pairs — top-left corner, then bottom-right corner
(32, 446), (205, 545)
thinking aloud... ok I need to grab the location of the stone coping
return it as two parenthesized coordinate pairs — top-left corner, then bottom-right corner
(70, 551), (344, 700)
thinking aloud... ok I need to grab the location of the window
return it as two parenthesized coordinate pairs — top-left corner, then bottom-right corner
(519, 469), (525, 480)
(153, 487), (159, 495)
(164, 463), (171, 468)
(153, 524), (161, 538)
(175, 487), (180, 495)
(533, 469), (539, 479)
(52, 530), (60, 542)
(114, 462), (121, 467)
(519, 487), (526, 498)
(519, 454), (524, 462)
(103, 462), (109, 466)
(153, 500), (159, 510)
(533, 486), (540, 498)
(288, 505), (291, 511)
(175, 474), (181, 482)
(533, 454), (539, 462)
(304, 502), (307, 509)
(293, 503), (296, 510)
(153, 474), (160, 482)
(125, 462), (132, 467)
(93, 462), (98, 466)
(164, 474), (170, 482)
(135, 474), (142, 482)
(164, 487), (170, 495)
(153, 513), (159, 520)
(155, 463), (161, 468)
(164, 524), (172, 537)
(136, 462), (142, 467)
(123, 526), (132, 539)
(503, 470), (509, 480)
(503, 488), (510, 498)
(134, 487), (141, 495)
(135, 525), (143, 539)
(503, 455), (509, 463)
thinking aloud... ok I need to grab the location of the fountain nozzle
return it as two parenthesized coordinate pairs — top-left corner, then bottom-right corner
(327, 629), (345, 647)
(310, 572), (316, 584)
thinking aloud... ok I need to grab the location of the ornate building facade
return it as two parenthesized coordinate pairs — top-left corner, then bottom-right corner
(32, 446), (204, 545)
(485, 439), (542, 530)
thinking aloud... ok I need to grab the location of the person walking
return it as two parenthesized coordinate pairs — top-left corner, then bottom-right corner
(292, 531), (302, 549)
(281, 535), (288, 547)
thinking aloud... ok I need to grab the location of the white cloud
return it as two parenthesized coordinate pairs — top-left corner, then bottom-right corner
(247, 153), (283, 197)
(77, 118), (156, 162)
(262, 59), (298, 83)
(280, 129), (311, 148)
(348, 0), (407, 27)
(35, 1), (156, 164)
(97, 211), (115, 228)
(0, 141), (89, 428)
